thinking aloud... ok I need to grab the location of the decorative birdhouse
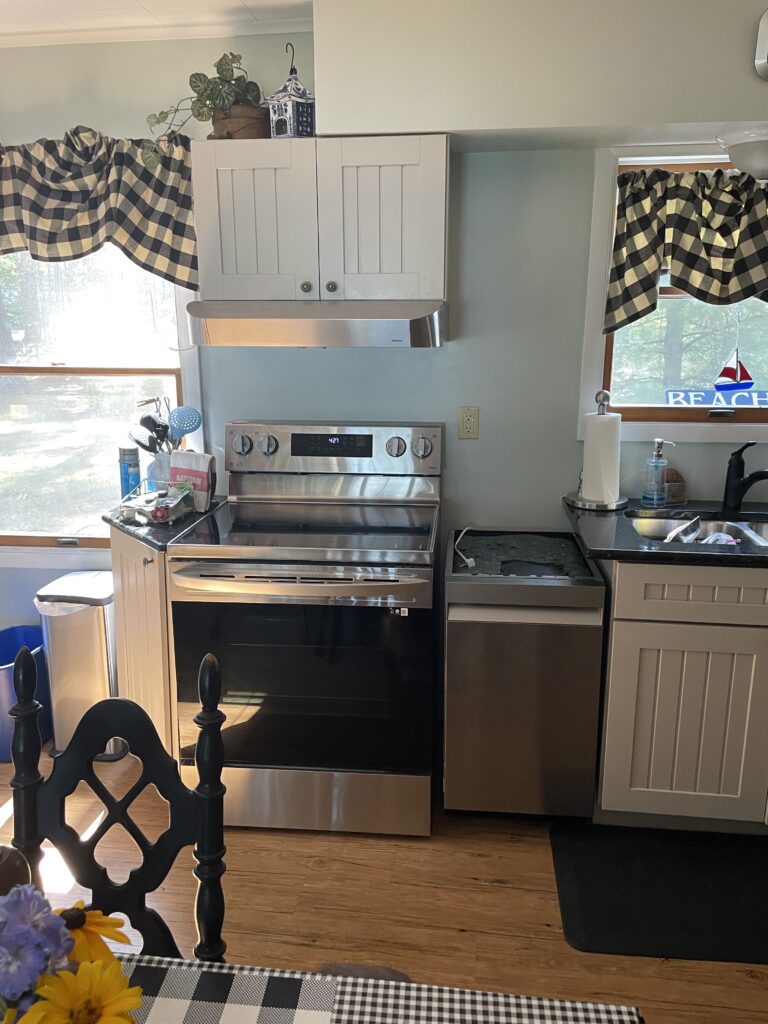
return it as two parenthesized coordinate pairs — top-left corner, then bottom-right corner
(266, 43), (315, 139)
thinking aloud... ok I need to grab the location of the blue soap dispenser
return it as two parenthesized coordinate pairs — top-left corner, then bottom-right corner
(641, 437), (675, 508)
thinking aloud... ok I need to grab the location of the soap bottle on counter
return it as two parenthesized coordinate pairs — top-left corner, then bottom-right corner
(641, 438), (675, 508)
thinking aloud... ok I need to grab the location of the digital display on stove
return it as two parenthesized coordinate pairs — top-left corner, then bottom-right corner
(291, 433), (373, 458)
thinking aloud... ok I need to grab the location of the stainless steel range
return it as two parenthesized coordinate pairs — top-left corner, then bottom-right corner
(167, 421), (442, 837)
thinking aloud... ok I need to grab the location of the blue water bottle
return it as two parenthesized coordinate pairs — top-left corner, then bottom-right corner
(118, 446), (141, 497)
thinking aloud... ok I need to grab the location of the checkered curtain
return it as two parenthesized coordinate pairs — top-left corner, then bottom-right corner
(0, 126), (198, 289)
(604, 169), (768, 333)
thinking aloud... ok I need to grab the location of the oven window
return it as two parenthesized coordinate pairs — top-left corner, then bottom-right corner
(173, 603), (434, 774)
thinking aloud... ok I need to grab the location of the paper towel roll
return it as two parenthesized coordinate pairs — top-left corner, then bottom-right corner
(581, 412), (621, 503)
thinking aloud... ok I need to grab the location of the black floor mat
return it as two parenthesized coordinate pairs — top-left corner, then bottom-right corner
(550, 820), (768, 963)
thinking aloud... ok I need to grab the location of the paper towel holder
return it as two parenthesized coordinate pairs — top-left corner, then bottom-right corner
(564, 390), (629, 512)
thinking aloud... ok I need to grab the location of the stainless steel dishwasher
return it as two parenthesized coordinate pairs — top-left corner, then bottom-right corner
(444, 530), (605, 817)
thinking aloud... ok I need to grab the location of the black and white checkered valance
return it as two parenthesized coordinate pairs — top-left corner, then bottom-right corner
(604, 169), (768, 333)
(0, 126), (198, 289)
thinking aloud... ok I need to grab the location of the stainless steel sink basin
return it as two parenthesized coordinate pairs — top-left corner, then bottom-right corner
(625, 510), (768, 546)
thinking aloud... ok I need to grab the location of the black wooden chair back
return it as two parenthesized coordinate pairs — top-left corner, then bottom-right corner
(9, 648), (227, 963)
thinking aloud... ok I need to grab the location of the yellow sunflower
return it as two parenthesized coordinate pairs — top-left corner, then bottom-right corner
(22, 959), (142, 1024)
(2, 1009), (15, 1024)
(54, 904), (130, 963)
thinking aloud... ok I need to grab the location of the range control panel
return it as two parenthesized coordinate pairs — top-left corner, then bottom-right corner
(225, 422), (443, 476)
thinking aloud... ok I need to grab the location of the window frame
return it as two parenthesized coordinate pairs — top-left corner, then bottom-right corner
(578, 147), (768, 444)
(0, 271), (197, 549)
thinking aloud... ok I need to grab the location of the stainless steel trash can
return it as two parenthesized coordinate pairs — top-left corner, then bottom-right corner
(34, 571), (122, 757)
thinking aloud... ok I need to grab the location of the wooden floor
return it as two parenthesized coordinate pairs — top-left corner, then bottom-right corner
(0, 755), (765, 1024)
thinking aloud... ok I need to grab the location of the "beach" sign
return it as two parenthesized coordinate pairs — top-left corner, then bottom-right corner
(664, 348), (763, 406)
(665, 389), (768, 406)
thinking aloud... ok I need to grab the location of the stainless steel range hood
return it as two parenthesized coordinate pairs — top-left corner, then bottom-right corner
(186, 300), (447, 348)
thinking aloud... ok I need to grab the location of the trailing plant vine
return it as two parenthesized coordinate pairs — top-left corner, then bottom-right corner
(142, 52), (262, 169)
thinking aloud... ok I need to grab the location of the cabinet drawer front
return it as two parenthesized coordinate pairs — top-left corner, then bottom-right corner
(601, 620), (768, 821)
(614, 561), (768, 625)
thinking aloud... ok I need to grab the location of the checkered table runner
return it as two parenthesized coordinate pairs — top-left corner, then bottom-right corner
(118, 955), (643, 1024)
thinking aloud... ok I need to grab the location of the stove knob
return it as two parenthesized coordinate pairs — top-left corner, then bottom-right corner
(257, 433), (279, 456)
(231, 433), (253, 456)
(386, 435), (407, 458)
(411, 436), (433, 459)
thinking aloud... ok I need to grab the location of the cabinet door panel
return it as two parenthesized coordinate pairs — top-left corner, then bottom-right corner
(110, 529), (171, 751)
(192, 139), (319, 300)
(601, 621), (768, 820)
(316, 135), (447, 300)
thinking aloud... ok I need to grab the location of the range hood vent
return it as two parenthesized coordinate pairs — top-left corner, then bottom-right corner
(187, 300), (446, 348)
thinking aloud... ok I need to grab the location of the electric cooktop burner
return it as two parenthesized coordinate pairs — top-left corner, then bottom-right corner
(175, 501), (434, 555)
(169, 421), (443, 566)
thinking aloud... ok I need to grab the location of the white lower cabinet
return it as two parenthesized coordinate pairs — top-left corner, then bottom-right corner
(110, 528), (172, 751)
(601, 563), (768, 824)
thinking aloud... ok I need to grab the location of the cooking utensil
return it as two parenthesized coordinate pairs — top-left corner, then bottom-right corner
(137, 396), (162, 416)
(140, 413), (171, 451)
(664, 516), (700, 544)
(169, 405), (203, 447)
(129, 427), (159, 454)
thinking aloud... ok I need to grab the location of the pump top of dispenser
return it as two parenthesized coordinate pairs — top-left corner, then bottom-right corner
(651, 438), (676, 459)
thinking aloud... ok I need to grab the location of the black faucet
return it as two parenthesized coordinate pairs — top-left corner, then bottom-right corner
(722, 442), (768, 515)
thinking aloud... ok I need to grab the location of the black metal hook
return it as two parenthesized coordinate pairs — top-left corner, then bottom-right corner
(286, 41), (296, 72)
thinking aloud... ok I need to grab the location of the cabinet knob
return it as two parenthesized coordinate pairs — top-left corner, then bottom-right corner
(300, 281), (313, 293)
(325, 281), (338, 293)
(142, 556), (154, 567)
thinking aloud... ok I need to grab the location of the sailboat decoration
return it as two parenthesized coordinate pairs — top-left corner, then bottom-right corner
(714, 348), (754, 392)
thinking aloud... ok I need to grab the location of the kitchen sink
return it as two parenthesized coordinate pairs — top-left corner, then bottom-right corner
(625, 510), (768, 546)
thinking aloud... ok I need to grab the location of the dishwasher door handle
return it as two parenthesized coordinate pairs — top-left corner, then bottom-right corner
(447, 604), (603, 626)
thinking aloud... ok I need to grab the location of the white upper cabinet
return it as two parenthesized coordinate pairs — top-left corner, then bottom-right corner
(192, 139), (320, 300)
(316, 135), (448, 300)
(191, 135), (448, 303)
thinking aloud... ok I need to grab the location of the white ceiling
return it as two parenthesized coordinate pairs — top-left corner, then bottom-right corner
(0, 0), (313, 48)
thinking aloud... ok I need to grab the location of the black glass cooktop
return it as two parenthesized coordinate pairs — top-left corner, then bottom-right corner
(170, 500), (436, 559)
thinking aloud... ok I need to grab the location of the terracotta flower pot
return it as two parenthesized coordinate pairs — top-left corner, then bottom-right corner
(209, 105), (270, 140)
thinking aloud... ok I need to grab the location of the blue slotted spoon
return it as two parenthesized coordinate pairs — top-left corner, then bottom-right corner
(169, 405), (202, 448)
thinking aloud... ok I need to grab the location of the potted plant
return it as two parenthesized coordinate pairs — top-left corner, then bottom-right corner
(142, 52), (267, 169)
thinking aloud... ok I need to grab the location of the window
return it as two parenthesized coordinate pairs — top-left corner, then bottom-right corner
(0, 247), (181, 543)
(601, 162), (768, 424)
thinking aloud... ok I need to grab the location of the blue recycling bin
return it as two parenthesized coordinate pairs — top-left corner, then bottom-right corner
(0, 626), (53, 762)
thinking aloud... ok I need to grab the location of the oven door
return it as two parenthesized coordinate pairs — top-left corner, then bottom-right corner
(169, 562), (434, 783)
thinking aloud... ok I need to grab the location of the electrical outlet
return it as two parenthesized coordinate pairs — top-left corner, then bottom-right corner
(459, 405), (479, 439)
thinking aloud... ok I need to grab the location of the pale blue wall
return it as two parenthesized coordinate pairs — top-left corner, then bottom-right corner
(199, 148), (768, 529)
(200, 149), (594, 530)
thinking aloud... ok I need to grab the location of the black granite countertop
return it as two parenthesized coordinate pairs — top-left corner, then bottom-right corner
(566, 498), (768, 568)
(102, 500), (222, 552)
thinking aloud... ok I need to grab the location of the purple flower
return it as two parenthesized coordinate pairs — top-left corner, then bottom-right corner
(0, 885), (72, 970)
(0, 923), (48, 1001)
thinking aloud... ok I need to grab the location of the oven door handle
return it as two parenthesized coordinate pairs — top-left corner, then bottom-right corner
(170, 572), (429, 600)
